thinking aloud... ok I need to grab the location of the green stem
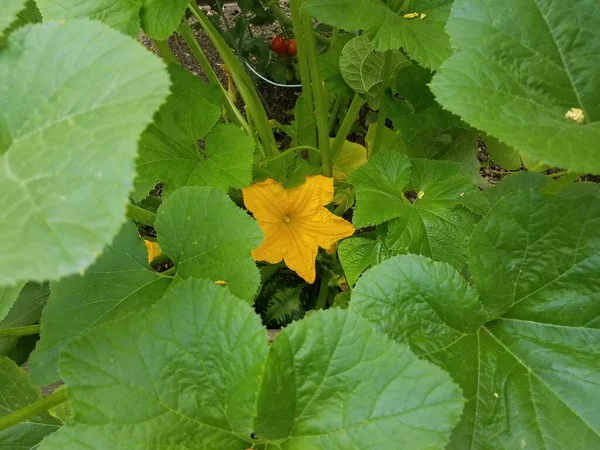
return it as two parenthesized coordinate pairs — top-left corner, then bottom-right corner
(154, 39), (178, 65)
(0, 324), (40, 338)
(315, 271), (332, 310)
(371, 51), (393, 156)
(178, 21), (251, 135)
(301, 12), (331, 176)
(328, 94), (344, 132)
(126, 204), (156, 227)
(266, 2), (331, 45)
(289, 0), (316, 161)
(189, 3), (277, 156)
(0, 389), (68, 432)
(330, 94), (365, 163)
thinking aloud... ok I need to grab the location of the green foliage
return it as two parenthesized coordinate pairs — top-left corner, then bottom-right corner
(155, 186), (263, 301)
(0, 357), (60, 448)
(317, 34), (354, 97)
(29, 222), (172, 385)
(39, 279), (463, 449)
(0, 20), (170, 286)
(352, 190), (600, 448)
(431, 0), (600, 174)
(338, 237), (377, 287)
(264, 286), (303, 326)
(304, 0), (453, 69)
(339, 35), (410, 108)
(37, 0), (189, 39)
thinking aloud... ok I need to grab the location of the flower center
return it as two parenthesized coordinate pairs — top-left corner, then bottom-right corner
(283, 215), (292, 224)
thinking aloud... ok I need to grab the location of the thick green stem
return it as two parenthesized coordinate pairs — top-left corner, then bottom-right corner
(189, 3), (277, 156)
(154, 39), (178, 65)
(300, 12), (332, 176)
(328, 94), (344, 132)
(315, 271), (332, 310)
(0, 389), (68, 432)
(0, 325), (40, 338)
(289, 0), (316, 162)
(330, 94), (365, 163)
(371, 51), (393, 156)
(126, 204), (156, 227)
(178, 21), (251, 135)
(267, 2), (330, 45)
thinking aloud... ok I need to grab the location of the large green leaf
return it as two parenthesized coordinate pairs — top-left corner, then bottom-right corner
(36, 0), (188, 40)
(155, 186), (263, 302)
(0, 0), (25, 35)
(470, 191), (600, 319)
(338, 237), (377, 287)
(339, 35), (410, 108)
(0, 357), (61, 449)
(38, 279), (269, 449)
(0, 282), (24, 323)
(0, 21), (170, 286)
(304, 0), (453, 70)
(255, 308), (464, 449)
(430, 0), (600, 173)
(350, 151), (487, 268)
(0, 282), (49, 364)
(317, 34), (354, 97)
(352, 191), (600, 448)
(349, 150), (412, 227)
(29, 222), (172, 386)
(134, 65), (253, 201)
(39, 280), (463, 449)
(0, 0), (40, 42)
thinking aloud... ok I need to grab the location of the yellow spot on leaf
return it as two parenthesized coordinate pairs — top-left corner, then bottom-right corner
(417, 190), (425, 199)
(404, 12), (419, 19)
(243, 176), (355, 283)
(493, 392), (499, 398)
(420, 13), (427, 20)
(214, 280), (227, 286)
(565, 107), (585, 123)
(144, 240), (162, 263)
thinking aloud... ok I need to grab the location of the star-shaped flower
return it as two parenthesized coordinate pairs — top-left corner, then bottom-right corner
(243, 175), (355, 283)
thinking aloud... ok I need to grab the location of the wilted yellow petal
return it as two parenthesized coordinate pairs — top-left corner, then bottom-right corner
(214, 280), (227, 286)
(404, 12), (419, 19)
(243, 176), (355, 283)
(143, 240), (162, 263)
(565, 108), (585, 124)
(420, 13), (427, 20)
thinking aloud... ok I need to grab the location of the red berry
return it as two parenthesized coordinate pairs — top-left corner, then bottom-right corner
(286, 39), (297, 56)
(271, 35), (286, 53)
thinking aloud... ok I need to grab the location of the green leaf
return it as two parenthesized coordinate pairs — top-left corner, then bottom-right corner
(155, 186), (263, 302)
(39, 282), (463, 449)
(0, 282), (24, 323)
(332, 291), (351, 309)
(0, 0), (26, 37)
(0, 282), (49, 364)
(135, 65), (252, 200)
(254, 150), (320, 189)
(482, 133), (521, 171)
(255, 308), (464, 448)
(430, 0), (600, 174)
(289, 94), (317, 149)
(338, 237), (376, 287)
(304, 0), (453, 70)
(264, 286), (303, 326)
(484, 171), (551, 206)
(0, 21), (170, 286)
(559, 182), (600, 200)
(352, 254), (486, 356)
(317, 33), (354, 97)
(353, 191), (600, 448)
(37, 0), (189, 40)
(29, 222), (172, 386)
(470, 191), (600, 319)
(0, 356), (60, 448)
(351, 152), (488, 268)
(339, 35), (410, 108)
(331, 138), (367, 182)
(364, 122), (407, 157)
(349, 150), (412, 227)
(38, 279), (269, 449)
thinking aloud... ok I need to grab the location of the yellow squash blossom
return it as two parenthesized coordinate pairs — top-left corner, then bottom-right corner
(143, 240), (162, 263)
(243, 176), (355, 283)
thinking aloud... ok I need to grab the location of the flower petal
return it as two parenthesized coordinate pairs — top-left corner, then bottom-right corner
(243, 178), (288, 223)
(288, 175), (335, 217)
(295, 208), (355, 250)
(252, 222), (285, 264)
(282, 225), (319, 283)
